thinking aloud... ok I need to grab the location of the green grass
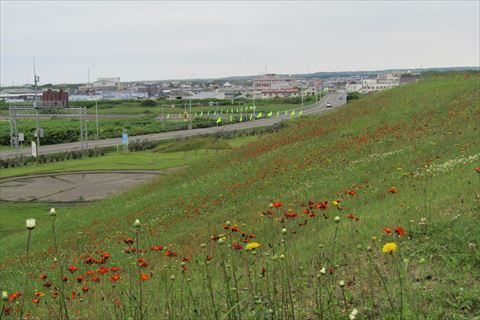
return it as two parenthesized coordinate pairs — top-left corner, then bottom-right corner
(0, 73), (479, 319)
(0, 136), (255, 179)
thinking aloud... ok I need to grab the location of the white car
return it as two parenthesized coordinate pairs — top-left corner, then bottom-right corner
(326, 103), (333, 108)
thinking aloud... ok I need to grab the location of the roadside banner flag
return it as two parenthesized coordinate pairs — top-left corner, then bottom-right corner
(166, 114), (170, 119)
(284, 110), (288, 116)
(249, 114), (253, 121)
(216, 117), (222, 124)
(291, 110), (295, 116)
(276, 111), (280, 118)
(31, 141), (37, 157)
(229, 115), (233, 122)
(236, 108), (239, 113)
(231, 109), (234, 113)
(257, 112), (263, 119)
(299, 110), (303, 116)
(200, 111), (203, 116)
(240, 115), (243, 122)
(267, 111), (273, 118)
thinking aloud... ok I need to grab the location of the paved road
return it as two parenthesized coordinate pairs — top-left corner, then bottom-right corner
(0, 93), (346, 159)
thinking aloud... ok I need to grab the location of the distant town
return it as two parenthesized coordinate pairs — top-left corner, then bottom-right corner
(0, 70), (423, 106)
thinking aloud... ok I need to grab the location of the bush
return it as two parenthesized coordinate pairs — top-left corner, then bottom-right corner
(140, 99), (157, 107)
(347, 92), (361, 101)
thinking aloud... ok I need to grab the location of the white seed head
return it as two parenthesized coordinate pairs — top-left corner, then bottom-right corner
(133, 219), (141, 228)
(334, 216), (341, 223)
(320, 267), (326, 275)
(1, 291), (8, 301)
(349, 308), (359, 320)
(26, 218), (36, 230)
(339, 280), (345, 287)
(49, 208), (56, 216)
(281, 227), (288, 234)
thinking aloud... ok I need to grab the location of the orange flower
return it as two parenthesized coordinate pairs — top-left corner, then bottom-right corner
(140, 273), (150, 281)
(110, 274), (121, 282)
(97, 267), (109, 275)
(67, 265), (79, 273)
(32, 298), (40, 304)
(383, 227), (392, 234)
(151, 245), (164, 252)
(100, 252), (111, 259)
(8, 292), (22, 301)
(272, 201), (282, 208)
(388, 187), (398, 193)
(474, 167), (480, 173)
(395, 227), (405, 237)
(110, 266), (120, 272)
(38, 274), (47, 280)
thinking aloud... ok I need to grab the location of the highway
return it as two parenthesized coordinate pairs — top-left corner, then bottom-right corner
(0, 93), (346, 159)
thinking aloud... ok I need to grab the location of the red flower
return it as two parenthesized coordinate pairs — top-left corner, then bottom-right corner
(67, 265), (79, 273)
(32, 298), (40, 304)
(138, 258), (149, 267)
(85, 270), (95, 276)
(140, 273), (150, 281)
(110, 274), (121, 282)
(284, 212), (297, 219)
(272, 201), (282, 208)
(84, 257), (96, 265)
(97, 267), (110, 275)
(8, 292), (22, 301)
(151, 245), (164, 252)
(76, 275), (84, 283)
(82, 286), (89, 293)
(71, 291), (77, 300)
(164, 250), (177, 258)
(388, 187), (398, 193)
(230, 226), (240, 232)
(395, 227), (405, 237)
(346, 214), (359, 221)
(261, 267), (267, 275)
(383, 227), (393, 234)
(62, 276), (69, 282)
(124, 247), (136, 254)
(248, 234), (256, 239)
(123, 237), (134, 245)
(43, 282), (52, 288)
(346, 190), (357, 196)
(110, 266), (120, 272)
(182, 256), (191, 263)
(316, 201), (329, 210)
(474, 167), (480, 172)
(91, 276), (101, 283)
(232, 242), (244, 250)
(100, 252), (111, 259)
(206, 255), (213, 261)
(328, 267), (335, 275)
(38, 274), (47, 280)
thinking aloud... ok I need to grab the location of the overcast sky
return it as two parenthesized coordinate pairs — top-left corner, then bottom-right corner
(1, 1), (479, 85)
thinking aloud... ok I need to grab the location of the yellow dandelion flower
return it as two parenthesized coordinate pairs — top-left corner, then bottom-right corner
(332, 200), (341, 206)
(245, 242), (261, 251)
(382, 242), (398, 253)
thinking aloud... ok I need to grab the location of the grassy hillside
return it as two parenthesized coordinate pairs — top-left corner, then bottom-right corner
(1, 73), (479, 319)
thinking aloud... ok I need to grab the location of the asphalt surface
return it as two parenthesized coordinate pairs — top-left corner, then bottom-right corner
(0, 170), (172, 203)
(0, 93), (346, 159)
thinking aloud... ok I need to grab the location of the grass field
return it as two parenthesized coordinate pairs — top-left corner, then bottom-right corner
(0, 73), (479, 319)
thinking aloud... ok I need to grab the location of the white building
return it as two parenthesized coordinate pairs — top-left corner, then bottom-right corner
(254, 74), (295, 90)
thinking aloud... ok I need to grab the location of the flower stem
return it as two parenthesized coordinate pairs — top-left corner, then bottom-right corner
(19, 229), (32, 320)
(366, 251), (397, 317)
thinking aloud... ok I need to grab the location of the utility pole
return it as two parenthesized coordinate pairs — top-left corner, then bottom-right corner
(189, 98), (192, 129)
(95, 96), (99, 139)
(252, 80), (256, 118)
(33, 57), (41, 157)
